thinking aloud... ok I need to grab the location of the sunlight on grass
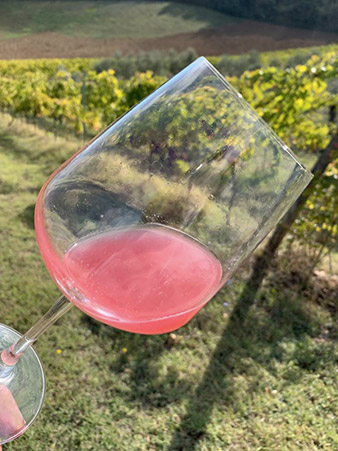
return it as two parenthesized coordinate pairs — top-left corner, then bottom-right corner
(0, 1), (241, 40)
(0, 113), (336, 450)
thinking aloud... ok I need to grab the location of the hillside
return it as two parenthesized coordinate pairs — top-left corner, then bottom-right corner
(172, 0), (338, 33)
(0, 1), (337, 58)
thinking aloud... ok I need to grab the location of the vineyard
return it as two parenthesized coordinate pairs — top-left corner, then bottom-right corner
(0, 52), (337, 263)
(0, 50), (337, 450)
(0, 52), (337, 138)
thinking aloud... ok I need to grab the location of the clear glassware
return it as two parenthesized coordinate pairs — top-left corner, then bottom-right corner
(0, 325), (44, 446)
(0, 57), (312, 445)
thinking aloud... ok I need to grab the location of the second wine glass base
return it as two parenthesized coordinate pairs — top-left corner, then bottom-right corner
(0, 324), (45, 445)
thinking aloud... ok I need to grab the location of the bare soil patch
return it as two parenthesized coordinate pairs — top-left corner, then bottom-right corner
(0, 20), (337, 59)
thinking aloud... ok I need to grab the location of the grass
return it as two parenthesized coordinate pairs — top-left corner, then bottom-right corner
(0, 113), (337, 450)
(0, 1), (241, 41)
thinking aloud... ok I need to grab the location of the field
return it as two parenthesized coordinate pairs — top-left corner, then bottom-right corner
(0, 1), (238, 40)
(0, 1), (337, 58)
(0, 3), (337, 447)
(0, 112), (337, 450)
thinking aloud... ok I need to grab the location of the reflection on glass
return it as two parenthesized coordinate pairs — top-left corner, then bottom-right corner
(1, 57), (312, 446)
(36, 57), (312, 333)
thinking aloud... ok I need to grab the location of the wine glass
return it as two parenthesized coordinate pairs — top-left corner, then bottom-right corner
(0, 57), (312, 446)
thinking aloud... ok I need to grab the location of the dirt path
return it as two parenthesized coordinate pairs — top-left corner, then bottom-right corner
(0, 20), (336, 59)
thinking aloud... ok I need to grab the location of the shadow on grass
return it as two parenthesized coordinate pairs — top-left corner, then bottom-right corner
(0, 173), (16, 194)
(82, 255), (332, 448)
(0, 130), (33, 160)
(158, 2), (242, 26)
(18, 203), (36, 229)
(82, 314), (184, 414)
(167, 258), (328, 450)
(82, 314), (171, 407)
(0, 122), (76, 169)
(163, 260), (266, 449)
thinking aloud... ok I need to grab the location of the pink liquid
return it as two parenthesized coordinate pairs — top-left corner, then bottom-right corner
(0, 384), (25, 438)
(37, 224), (222, 334)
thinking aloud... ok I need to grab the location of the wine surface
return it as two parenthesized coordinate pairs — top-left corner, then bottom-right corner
(37, 220), (223, 334)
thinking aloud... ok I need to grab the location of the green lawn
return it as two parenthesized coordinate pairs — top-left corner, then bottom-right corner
(0, 113), (337, 450)
(0, 1), (241, 41)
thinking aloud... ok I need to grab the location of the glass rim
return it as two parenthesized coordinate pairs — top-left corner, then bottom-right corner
(72, 56), (313, 185)
(192, 56), (313, 181)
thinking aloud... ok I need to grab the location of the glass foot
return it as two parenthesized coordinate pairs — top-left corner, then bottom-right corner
(0, 324), (45, 445)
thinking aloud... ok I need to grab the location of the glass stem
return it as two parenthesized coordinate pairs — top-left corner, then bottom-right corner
(0, 295), (72, 375)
